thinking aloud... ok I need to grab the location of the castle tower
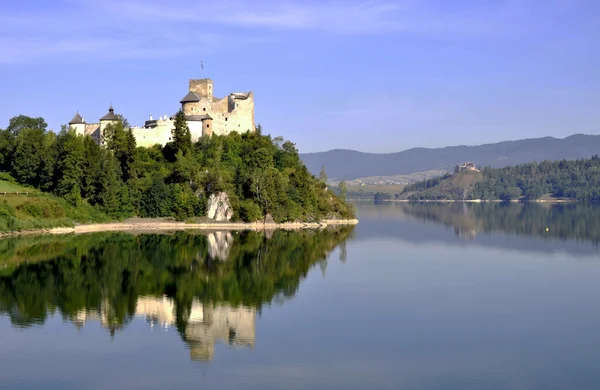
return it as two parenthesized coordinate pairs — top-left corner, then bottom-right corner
(99, 105), (119, 142)
(202, 116), (213, 137)
(189, 78), (213, 98)
(68, 112), (86, 136)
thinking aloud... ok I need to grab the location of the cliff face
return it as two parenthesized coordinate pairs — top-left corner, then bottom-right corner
(207, 192), (233, 221)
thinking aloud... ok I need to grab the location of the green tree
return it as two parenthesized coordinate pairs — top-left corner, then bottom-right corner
(6, 115), (47, 135)
(102, 122), (136, 182)
(82, 135), (103, 201)
(339, 180), (348, 200)
(54, 129), (86, 203)
(11, 128), (46, 187)
(141, 177), (173, 217)
(171, 110), (192, 158)
(319, 166), (328, 184)
(97, 152), (122, 214)
(0, 129), (14, 171)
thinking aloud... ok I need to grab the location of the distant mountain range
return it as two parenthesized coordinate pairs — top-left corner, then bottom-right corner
(300, 134), (600, 179)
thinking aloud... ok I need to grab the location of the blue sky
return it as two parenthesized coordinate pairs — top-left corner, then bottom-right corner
(0, 0), (598, 153)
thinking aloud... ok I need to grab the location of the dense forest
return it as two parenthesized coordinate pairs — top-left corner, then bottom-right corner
(0, 228), (353, 330)
(401, 157), (600, 201)
(0, 114), (353, 227)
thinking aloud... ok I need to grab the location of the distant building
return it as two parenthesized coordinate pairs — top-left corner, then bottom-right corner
(454, 162), (479, 173)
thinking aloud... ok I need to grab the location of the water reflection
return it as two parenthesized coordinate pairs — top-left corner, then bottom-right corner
(355, 202), (600, 256)
(397, 202), (600, 242)
(74, 296), (255, 361)
(0, 227), (354, 361)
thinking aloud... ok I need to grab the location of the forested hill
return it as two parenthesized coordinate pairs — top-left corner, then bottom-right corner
(0, 114), (354, 230)
(401, 156), (600, 202)
(300, 134), (600, 179)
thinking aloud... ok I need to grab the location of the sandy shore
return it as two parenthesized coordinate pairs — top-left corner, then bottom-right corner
(2, 219), (359, 237)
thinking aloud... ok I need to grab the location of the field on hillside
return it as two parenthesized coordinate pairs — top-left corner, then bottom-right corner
(0, 180), (32, 193)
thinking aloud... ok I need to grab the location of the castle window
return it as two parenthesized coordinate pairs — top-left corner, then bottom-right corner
(225, 118), (228, 121)
(203, 107), (206, 111)
(207, 124), (210, 128)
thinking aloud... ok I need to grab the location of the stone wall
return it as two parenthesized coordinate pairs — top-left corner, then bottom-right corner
(85, 124), (101, 143)
(70, 123), (85, 136)
(132, 120), (174, 147)
(188, 121), (204, 142)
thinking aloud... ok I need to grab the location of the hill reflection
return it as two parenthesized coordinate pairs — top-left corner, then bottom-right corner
(354, 203), (600, 256)
(0, 227), (354, 361)
(396, 203), (600, 243)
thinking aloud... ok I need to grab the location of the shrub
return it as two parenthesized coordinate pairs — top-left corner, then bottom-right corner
(141, 179), (174, 218)
(238, 200), (263, 222)
(16, 198), (66, 219)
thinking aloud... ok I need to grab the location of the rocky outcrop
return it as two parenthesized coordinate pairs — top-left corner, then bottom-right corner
(207, 192), (233, 221)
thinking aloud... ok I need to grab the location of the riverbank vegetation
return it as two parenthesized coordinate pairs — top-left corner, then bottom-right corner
(0, 114), (354, 231)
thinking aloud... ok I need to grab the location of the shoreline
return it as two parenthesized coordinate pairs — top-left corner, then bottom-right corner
(355, 199), (578, 204)
(0, 219), (359, 238)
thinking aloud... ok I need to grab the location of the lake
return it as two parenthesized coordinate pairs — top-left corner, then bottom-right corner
(2, 203), (600, 389)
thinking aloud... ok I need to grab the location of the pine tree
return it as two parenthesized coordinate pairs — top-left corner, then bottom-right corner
(339, 180), (347, 200)
(171, 110), (192, 158)
(97, 151), (121, 214)
(319, 166), (328, 184)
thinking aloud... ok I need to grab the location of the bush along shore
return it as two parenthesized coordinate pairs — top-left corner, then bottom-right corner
(0, 115), (355, 234)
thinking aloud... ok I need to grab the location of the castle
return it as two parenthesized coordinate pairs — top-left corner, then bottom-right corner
(68, 77), (255, 147)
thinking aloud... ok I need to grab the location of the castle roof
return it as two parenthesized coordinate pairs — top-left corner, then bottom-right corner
(100, 106), (119, 121)
(180, 91), (202, 103)
(185, 114), (212, 121)
(69, 112), (85, 125)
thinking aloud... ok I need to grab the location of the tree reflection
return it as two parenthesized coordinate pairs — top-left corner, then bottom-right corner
(0, 227), (354, 360)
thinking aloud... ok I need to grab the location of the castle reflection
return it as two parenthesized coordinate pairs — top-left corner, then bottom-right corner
(73, 296), (255, 361)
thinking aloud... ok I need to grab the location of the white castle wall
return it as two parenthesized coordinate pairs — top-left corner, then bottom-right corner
(71, 77), (255, 147)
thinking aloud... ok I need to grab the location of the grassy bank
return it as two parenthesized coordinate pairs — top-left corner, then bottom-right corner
(0, 193), (111, 233)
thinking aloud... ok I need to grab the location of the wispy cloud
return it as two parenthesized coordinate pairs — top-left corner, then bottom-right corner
(0, 0), (591, 64)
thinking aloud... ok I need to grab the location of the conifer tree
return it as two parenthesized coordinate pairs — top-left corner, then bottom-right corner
(319, 166), (328, 184)
(172, 110), (192, 157)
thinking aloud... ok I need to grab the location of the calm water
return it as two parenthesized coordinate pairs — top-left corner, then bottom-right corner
(2, 203), (600, 389)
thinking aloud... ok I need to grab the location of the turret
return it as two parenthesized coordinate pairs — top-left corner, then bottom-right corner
(68, 112), (86, 136)
(100, 105), (119, 123)
(202, 116), (213, 137)
(99, 105), (120, 144)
